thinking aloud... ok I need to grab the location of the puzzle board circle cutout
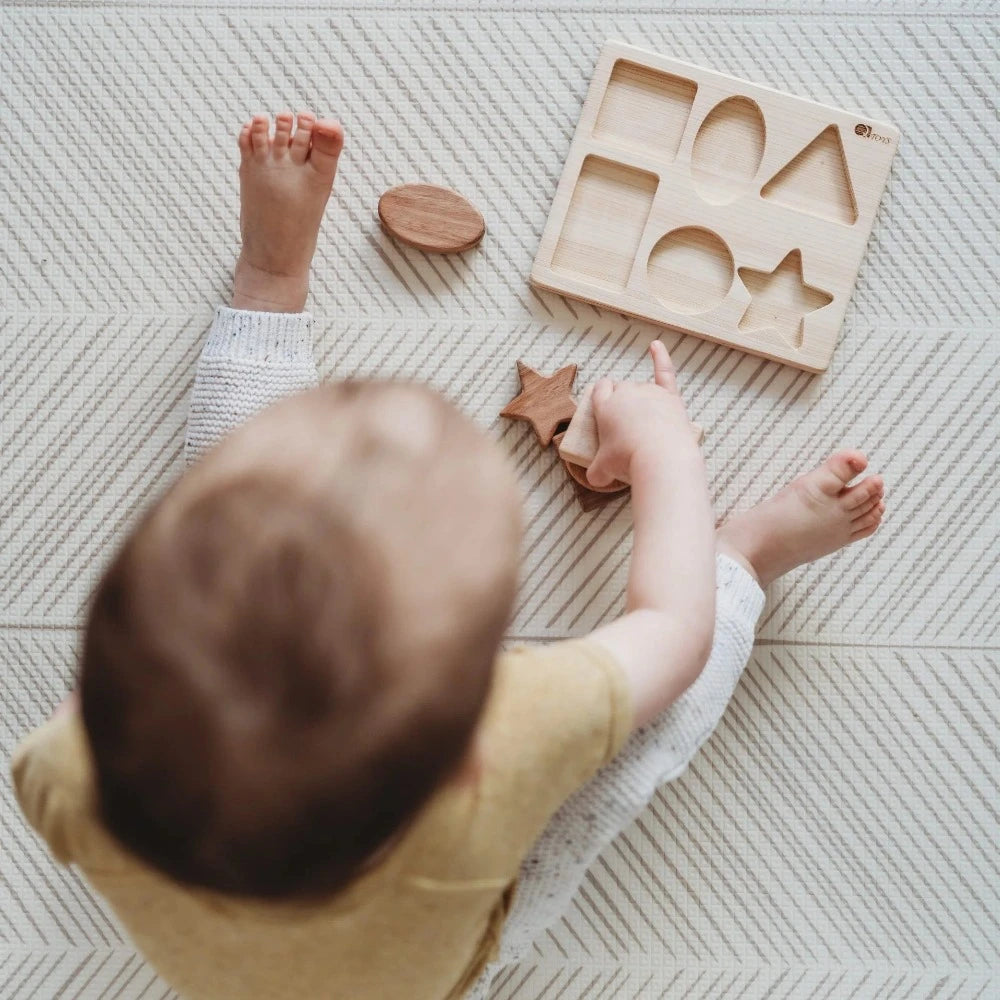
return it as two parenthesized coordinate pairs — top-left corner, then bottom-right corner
(646, 227), (734, 315)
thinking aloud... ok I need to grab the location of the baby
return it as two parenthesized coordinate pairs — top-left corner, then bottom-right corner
(12, 113), (885, 1000)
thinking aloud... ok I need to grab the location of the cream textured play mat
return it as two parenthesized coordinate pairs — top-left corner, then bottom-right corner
(2, 1), (998, 997)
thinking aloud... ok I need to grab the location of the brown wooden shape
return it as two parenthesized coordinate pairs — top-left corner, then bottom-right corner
(561, 453), (629, 494)
(553, 432), (630, 511)
(570, 477), (630, 512)
(500, 361), (578, 447)
(378, 183), (486, 253)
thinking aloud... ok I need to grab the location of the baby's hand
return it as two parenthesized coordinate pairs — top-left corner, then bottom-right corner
(587, 341), (696, 488)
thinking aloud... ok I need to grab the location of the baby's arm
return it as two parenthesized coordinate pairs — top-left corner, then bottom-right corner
(467, 349), (756, 992)
(184, 308), (320, 466)
(585, 341), (717, 727)
(468, 555), (763, 993)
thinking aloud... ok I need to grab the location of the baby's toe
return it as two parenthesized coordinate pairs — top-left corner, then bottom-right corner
(817, 449), (868, 496)
(842, 474), (883, 511)
(250, 114), (271, 158)
(238, 121), (253, 158)
(273, 111), (294, 155)
(308, 119), (344, 180)
(851, 495), (882, 522)
(851, 502), (885, 539)
(290, 112), (315, 164)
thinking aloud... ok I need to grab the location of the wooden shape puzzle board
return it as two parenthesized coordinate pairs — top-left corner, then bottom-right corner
(531, 42), (900, 372)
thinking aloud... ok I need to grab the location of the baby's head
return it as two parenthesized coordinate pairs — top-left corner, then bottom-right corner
(80, 382), (522, 900)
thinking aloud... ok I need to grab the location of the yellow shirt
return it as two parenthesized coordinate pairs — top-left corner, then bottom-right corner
(11, 640), (631, 1000)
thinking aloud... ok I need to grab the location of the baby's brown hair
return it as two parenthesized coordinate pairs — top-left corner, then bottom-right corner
(81, 382), (521, 900)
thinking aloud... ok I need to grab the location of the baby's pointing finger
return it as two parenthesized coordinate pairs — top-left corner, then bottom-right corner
(650, 340), (677, 391)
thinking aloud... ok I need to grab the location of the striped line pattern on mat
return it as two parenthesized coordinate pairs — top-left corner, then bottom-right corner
(1, 3), (998, 998)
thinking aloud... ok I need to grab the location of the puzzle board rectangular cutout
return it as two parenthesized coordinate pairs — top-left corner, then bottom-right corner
(531, 42), (900, 372)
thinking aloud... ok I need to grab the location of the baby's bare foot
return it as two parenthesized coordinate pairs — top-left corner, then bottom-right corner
(233, 112), (344, 313)
(716, 449), (885, 587)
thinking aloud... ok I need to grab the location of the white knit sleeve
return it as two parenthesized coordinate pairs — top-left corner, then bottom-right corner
(467, 554), (764, 995)
(184, 307), (320, 466)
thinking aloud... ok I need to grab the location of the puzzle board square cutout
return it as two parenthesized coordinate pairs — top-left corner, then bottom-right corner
(531, 42), (900, 372)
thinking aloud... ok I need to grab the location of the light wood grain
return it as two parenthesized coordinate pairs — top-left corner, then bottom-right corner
(551, 158), (657, 290)
(739, 249), (833, 348)
(593, 60), (696, 161)
(691, 96), (766, 206)
(761, 125), (858, 225)
(647, 226), (734, 315)
(557, 384), (601, 468)
(378, 183), (485, 253)
(531, 41), (900, 373)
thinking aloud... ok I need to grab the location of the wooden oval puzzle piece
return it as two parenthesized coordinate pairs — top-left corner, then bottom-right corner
(378, 184), (485, 253)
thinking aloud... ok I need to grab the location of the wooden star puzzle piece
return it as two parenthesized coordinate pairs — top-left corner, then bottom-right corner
(500, 361), (578, 447)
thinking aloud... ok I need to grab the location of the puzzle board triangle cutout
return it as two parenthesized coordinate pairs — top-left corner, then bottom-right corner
(530, 41), (899, 373)
(760, 125), (858, 226)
